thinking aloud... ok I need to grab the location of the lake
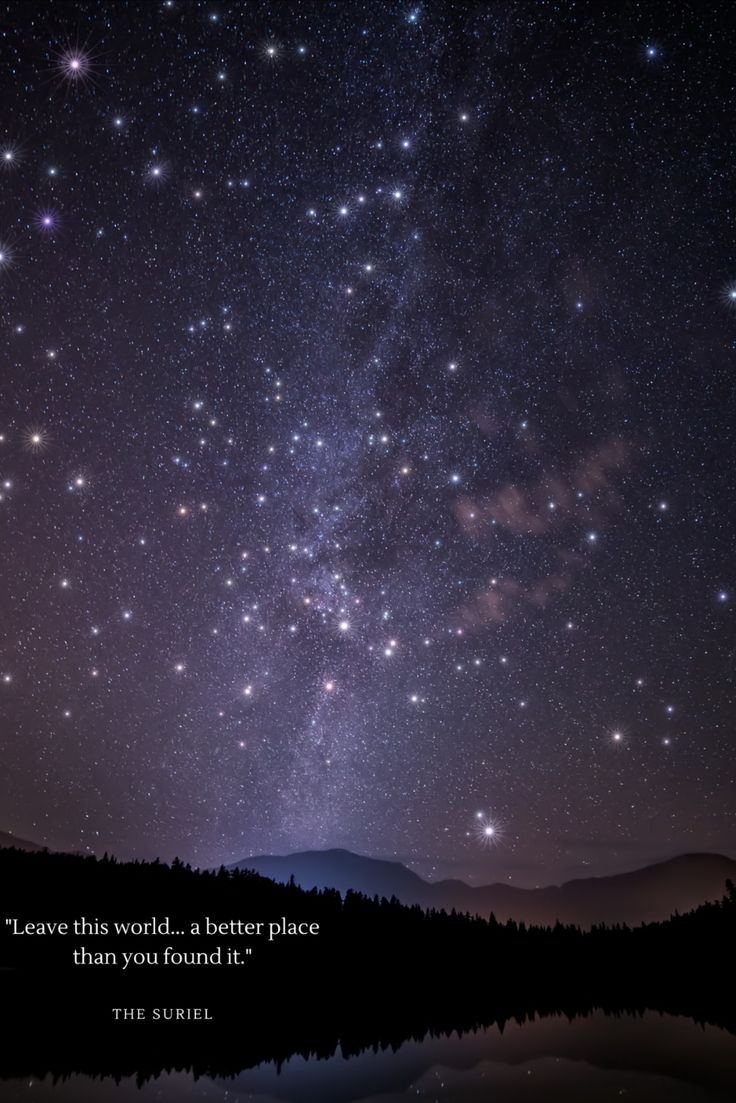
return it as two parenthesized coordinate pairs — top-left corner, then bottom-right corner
(2, 1009), (735, 1101)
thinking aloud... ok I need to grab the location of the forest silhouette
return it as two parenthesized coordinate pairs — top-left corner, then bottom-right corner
(1, 846), (733, 1081)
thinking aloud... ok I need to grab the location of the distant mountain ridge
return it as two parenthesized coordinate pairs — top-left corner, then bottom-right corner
(5, 829), (732, 928)
(232, 848), (736, 928)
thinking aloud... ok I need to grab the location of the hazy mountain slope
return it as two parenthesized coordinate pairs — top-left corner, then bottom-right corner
(233, 849), (736, 927)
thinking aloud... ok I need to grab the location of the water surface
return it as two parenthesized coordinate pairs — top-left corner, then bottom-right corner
(3, 1010), (735, 1102)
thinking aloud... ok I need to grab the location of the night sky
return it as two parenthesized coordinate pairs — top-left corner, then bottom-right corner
(1, 1), (733, 887)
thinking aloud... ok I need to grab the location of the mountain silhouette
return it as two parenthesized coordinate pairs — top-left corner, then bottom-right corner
(4, 830), (732, 927)
(3, 844), (736, 1080)
(232, 848), (736, 927)
(0, 830), (46, 852)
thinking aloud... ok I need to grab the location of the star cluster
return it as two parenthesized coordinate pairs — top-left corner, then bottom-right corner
(0, 1), (733, 885)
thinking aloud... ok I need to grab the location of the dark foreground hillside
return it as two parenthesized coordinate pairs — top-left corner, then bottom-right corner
(1, 847), (734, 1081)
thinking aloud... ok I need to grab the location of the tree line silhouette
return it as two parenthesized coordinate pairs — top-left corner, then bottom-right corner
(1, 845), (733, 1080)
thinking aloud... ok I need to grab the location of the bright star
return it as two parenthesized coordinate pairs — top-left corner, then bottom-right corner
(473, 813), (503, 847)
(58, 47), (92, 82)
(145, 161), (168, 184)
(25, 427), (50, 453)
(35, 210), (59, 233)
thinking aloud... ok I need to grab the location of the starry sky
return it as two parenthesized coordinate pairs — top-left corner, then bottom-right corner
(0, 0), (734, 887)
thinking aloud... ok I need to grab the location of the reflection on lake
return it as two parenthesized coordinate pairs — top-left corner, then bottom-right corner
(3, 1011), (736, 1102)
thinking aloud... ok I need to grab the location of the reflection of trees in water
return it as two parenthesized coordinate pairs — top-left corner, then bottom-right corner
(4, 1010), (736, 1102)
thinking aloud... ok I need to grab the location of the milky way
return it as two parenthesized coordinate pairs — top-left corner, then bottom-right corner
(0, 2), (733, 885)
